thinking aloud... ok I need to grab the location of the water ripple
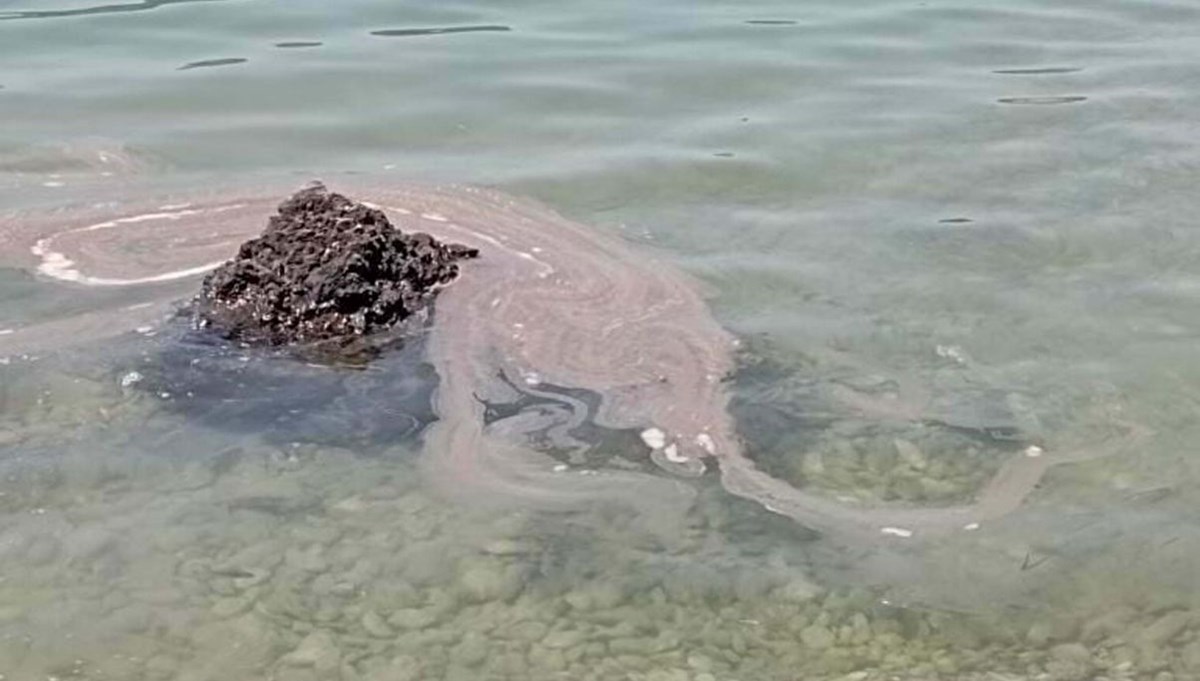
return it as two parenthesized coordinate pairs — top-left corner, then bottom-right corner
(993, 67), (1084, 75)
(0, 0), (227, 21)
(997, 95), (1089, 105)
(370, 25), (512, 38)
(178, 57), (247, 71)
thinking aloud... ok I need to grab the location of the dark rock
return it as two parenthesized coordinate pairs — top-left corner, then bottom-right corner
(194, 182), (477, 348)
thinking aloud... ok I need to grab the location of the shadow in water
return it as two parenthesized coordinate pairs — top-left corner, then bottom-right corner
(139, 320), (439, 453)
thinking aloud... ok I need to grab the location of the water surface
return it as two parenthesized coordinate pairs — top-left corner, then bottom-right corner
(3, 0), (1200, 679)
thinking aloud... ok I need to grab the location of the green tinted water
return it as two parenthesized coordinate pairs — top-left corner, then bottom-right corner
(4, 0), (1200, 679)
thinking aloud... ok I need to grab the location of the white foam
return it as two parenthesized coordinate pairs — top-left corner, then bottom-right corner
(663, 443), (687, 463)
(30, 205), (238, 286)
(640, 427), (667, 450)
(880, 527), (914, 538)
(32, 237), (225, 286)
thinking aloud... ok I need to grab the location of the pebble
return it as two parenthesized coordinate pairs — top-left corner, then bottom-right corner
(509, 620), (549, 642)
(777, 576), (823, 603)
(455, 631), (489, 667)
(802, 624), (836, 650)
(388, 608), (438, 631)
(544, 629), (586, 649)
(1139, 610), (1191, 648)
(459, 561), (522, 603)
(281, 631), (341, 671)
(211, 594), (255, 618)
(893, 439), (928, 470)
(361, 610), (393, 638)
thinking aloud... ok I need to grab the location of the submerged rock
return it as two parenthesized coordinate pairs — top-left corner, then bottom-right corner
(194, 182), (477, 347)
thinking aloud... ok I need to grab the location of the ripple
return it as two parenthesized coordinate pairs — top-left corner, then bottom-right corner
(993, 67), (1084, 75)
(997, 95), (1088, 105)
(0, 0), (225, 21)
(177, 57), (248, 71)
(745, 19), (798, 26)
(274, 41), (323, 49)
(369, 25), (512, 38)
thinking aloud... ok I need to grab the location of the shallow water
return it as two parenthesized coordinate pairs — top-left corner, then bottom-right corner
(4, 0), (1200, 679)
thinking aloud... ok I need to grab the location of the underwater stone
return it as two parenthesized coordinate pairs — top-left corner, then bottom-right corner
(282, 630), (341, 671)
(388, 607), (439, 631)
(458, 560), (523, 603)
(361, 610), (393, 638)
(194, 183), (477, 348)
(1138, 610), (1191, 649)
(508, 619), (549, 642)
(801, 624), (835, 650)
(454, 631), (490, 667)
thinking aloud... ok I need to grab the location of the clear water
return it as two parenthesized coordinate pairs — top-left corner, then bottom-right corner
(4, 0), (1200, 679)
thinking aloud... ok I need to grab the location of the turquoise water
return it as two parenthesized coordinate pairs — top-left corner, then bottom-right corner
(5, 0), (1200, 679)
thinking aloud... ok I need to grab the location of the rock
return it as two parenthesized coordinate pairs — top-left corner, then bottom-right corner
(1050, 642), (1091, 664)
(543, 629), (586, 649)
(777, 576), (823, 604)
(1138, 610), (1192, 648)
(62, 525), (117, 563)
(801, 624), (835, 650)
(528, 646), (568, 673)
(144, 655), (179, 681)
(1042, 642), (1093, 681)
(455, 632), (489, 667)
(190, 614), (287, 678)
(194, 182), (477, 349)
(481, 538), (531, 556)
(686, 654), (715, 672)
(211, 593), (256, 618)
(893, 439), (927, 470)
(361, 655), (420, 681)
(1081, 607), (1135, 644)
(361, 610), (393, 638)
(387, 608), (438, 631)
(508, 620), (549, 642)
(282, 631), (341, 672)
(458, 561), (523, 603)
(1180, 640), (1200, 671)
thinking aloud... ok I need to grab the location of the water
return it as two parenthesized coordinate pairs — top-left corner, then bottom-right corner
(3, 0), (1200, 679)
